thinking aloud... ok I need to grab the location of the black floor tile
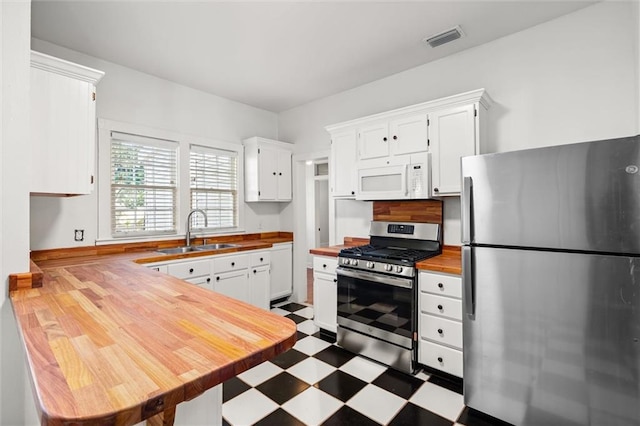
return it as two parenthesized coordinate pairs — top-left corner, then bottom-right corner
(222, 376), (251, 402)
(295, 330), (307, 341)
(321, 405), (380, 426)
(270, 348), (308, 370)
(456, 407), (514, 426)
(285, 313), (307, 324)
(313, 345), (356, 368)
(254, 408), (307, 426)
(372, 368), (424, 400)
(314, 370), (367, 402)
(255, 372), (310, 405)
(388, 402), (453, 426)
(427, 373), (464, 395)
(279, 302), (307, 312)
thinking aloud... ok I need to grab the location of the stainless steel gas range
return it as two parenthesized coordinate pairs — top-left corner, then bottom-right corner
(336, 221), (441, 374)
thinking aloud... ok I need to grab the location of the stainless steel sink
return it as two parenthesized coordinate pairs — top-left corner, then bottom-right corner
(195, 243), (239, 251)
(157, 243), (239, 254)
(157, 246), (201, 254)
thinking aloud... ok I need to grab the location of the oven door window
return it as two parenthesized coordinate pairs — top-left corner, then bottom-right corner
(337, 272), (414, 340)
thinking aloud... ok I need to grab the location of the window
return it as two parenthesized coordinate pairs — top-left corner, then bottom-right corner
(190, 145), (238, 229)
(110, 132), (178, 236)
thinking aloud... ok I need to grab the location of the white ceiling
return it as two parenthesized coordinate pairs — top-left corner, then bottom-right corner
(31, 1), (596, 112)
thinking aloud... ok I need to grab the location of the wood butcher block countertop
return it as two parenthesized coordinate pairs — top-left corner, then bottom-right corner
(310, 238), (462, 275)
(11, 233), (296, 426)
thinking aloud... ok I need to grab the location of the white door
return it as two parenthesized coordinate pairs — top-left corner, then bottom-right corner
(390, 113), (428, 156)
(313, 272), (337, 332)
(258, 146), (278, 200)
(214, 270), (249, 303)
(330, 130), (357, 197)
(250, 265), (270, 310)
(358, 122), (389, 160)
(270, 243), (292, 300)
(276, 150), (292, 201)
(315, 179), (329, 247)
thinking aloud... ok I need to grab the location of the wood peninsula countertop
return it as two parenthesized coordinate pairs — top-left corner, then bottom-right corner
(11, 232), (296, 426)
(310, 238), (462, 275)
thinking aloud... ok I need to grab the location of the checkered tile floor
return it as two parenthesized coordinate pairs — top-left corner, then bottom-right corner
(222, 302), (508, 426)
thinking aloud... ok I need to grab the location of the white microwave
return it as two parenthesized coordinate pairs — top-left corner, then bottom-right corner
(356, 161), (430, 200)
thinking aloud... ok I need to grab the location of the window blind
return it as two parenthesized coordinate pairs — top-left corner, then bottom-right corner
(190, 145), (238, 229)
(110, 132), (178, 236)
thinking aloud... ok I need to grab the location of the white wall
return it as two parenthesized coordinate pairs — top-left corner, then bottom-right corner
(279, 2), (639, 246)
(30, 38), (284, 250)
(1, 1), (39, 424)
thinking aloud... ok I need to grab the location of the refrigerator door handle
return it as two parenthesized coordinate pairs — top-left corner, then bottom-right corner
(462, 246), (475, 319)
(462, 176), (473, 244)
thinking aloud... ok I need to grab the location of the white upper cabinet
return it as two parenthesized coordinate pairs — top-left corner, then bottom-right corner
(30, 51), (104, 196)
(429, 104), (478, 196)
(325, 89), (491, 200)
(357, 113), (428, 166)
(329, 130), (357, 198)
(243, 137), (293, 202)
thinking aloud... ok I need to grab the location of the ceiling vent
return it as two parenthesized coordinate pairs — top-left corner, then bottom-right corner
(423, 26), (465, 48)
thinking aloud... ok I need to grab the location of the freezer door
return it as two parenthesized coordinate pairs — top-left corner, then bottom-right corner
(461, 135), (640, 253)
(463, 246), (640, 426)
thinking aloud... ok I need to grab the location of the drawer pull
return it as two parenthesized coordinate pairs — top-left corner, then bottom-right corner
(189, 268), (194, 274)
(333, 278), (337, 283)
(231, 262), (235, 267)
(438, 283), (444, 289)
(323, 264), (327, 268)
(437, 328), (443, 335)
(253, 269), (257, 274)
(437, 357), (443, 363)
(216, 276), (220, 281)
(437, 304), (443, 311)
(206, 278), (211, 283)
(260, 257), (264, 262)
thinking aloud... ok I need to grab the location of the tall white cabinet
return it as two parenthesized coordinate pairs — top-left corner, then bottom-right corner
(30, 51), (104, 196)
(243, 137), (293, 202)
(269, 242), (293, 301)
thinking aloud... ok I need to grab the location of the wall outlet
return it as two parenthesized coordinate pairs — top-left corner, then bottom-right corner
(74, 229), (84, 242)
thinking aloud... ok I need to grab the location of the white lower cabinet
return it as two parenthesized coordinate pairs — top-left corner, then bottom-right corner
(270, 243), (293, 300)
(418, 270), (463, 378)
(249, 251), (271, 310)
(214, 269), (249, 302)
(312, 255), (338, 333)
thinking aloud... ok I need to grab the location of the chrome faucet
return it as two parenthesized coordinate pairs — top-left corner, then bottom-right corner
(185, 209), (208, 247)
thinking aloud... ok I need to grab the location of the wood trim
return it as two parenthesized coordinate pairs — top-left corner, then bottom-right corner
(372, 200), (443, 224)
(8, 260), (44, 292)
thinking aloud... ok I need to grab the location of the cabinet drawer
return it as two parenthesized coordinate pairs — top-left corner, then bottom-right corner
(213, 254), (248, 273)
(313, 256), (338, 274)
(250, 251), (270, 266)
(167, 259), (211, 279)
(420, 314), (463, 349)
(420, 293), (462, 321)
(420, 271), (462, 298)
(419, 339), (463, 378)
(185, 275), (213, 291)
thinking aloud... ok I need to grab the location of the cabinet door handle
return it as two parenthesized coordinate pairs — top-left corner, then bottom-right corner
(351, 191), (355, 195)
(273, 172), (277, 175)
(206, 278), (211, 283)
(438, 282), (444, 289)
(253, 269), (257, 274)
(437, 357), (443, 363)
(189, 268), (194, 274)
(231, 262), (235, 267)
(260, 257), (263, 262)
(279, 172), (282, 176)
(437, 304), (443, 311)
(383, 137), (388, 142)
(333, 278), (337, 283)
(437, 328), (443, 335)
(216, 276), (220, 281)
(393, 135), (397, 140)
(433, 187), (440, 193)
(322, 264), (327, 268)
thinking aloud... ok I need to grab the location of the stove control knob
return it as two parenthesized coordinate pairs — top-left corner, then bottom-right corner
(366, 261), (375, 269)
(384, 264), (393, 272)
(351, 259), (359, 266)
(395, 265), (403, 273)
(342, 258), (350, 265)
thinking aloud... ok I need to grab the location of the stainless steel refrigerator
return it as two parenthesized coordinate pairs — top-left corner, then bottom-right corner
(461, 135), (640, 426)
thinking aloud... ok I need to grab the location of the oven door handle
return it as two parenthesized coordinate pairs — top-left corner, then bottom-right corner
(336, 267), (413, 289)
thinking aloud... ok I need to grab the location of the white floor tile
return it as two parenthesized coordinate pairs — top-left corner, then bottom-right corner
(296, 319), (319, 335)
(294, 306), (314, 319)
(270, 307), (290, 316)
(347, 383), (406, 424)
(237, 361), (283, 387)
(282, 387), (342, 425)
(410, 381), (465, 421)
(293, 335), (331, 356)
(339, 356), (387, 382)
(222, 388), (278, 425)
(287, 357), (336, 385)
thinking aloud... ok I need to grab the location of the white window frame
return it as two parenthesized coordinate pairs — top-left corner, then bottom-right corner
(97, 119), (244, 243)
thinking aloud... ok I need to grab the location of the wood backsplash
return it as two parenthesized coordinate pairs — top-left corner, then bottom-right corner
(372, 200), (443, 224)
